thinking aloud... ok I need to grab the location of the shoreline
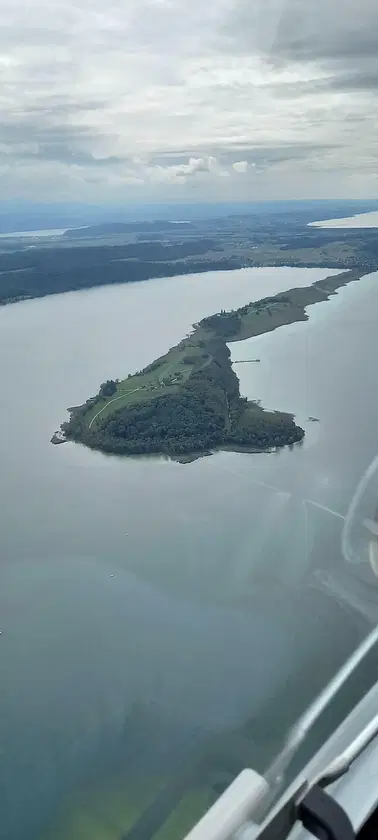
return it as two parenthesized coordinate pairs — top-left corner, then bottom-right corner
(0, 261), (371, 309)
(56, 267), (370, 461)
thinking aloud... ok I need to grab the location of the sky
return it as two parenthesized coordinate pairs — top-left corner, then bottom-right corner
(1, 0), (378, 202)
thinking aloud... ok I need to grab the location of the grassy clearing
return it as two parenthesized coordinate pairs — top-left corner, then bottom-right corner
(83, 338), (211, 431)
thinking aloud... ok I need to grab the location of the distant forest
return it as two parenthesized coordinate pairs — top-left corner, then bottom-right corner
(0, 239), (239, 305)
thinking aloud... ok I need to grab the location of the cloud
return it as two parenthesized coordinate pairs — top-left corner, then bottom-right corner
(143, 155), (240, 185)
(173, 157), (213, 178)
(232, 161), (248, 173)
(222, 0), (378, 64)
(223, 0), (378, 93)
(0, 0), (378, 200)
(270, 0), (378, 65)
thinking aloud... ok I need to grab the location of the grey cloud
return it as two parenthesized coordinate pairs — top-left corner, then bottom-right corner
(149, 153), (196, 167)
(1, 0), (378, 200)
(0, 113), (126, 168)
(269, 0), (378, 64)
(248, 145), (335, 167)
(15, 146), (127, 167)
(149, 143), (336, 179)
(25, 98), (108, 117)
(0, 119), (93, 148)
(221, 0), (378, 97)
(271, 72), (378, 99)
(0, 23), (70, 49)
(283, 70), (378, 98)
(327, 70), (378, 91)
(222, 0), (378, 63)
(207, 144), (336, 168)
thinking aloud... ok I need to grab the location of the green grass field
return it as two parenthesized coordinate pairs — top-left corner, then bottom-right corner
(83, 337), (212, 431)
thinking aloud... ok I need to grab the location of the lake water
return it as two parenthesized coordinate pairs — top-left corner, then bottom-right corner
(1, 266), (378, 840)
(309, 210), (378, 228)
(0, 228), (67, 239)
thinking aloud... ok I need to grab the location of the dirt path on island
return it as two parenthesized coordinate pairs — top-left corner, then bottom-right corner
(88, 388), (141, 429)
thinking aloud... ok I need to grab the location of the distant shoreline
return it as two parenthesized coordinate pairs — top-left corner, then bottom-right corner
(2, 209), (378, 309)
(309, 210), (378, 229)
(57, 267), (369, 462)
(0, 259), (344, 308)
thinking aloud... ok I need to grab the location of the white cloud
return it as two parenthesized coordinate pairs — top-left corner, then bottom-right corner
(232, 161), (248, 173)
(0, 0), (378, 199)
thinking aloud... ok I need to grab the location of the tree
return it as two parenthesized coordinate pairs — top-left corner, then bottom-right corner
(99, 379), (117, 398)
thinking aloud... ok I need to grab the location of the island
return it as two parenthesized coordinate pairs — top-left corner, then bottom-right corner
(57, 268), (367, 461)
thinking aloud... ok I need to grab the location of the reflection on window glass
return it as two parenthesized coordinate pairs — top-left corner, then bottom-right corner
(2, 1), (378, 839)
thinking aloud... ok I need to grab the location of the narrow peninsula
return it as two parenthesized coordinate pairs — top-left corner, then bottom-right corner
(57, 268), (366, 461)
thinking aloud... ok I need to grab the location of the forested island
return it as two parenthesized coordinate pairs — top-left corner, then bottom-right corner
(56, 267), (367, 461)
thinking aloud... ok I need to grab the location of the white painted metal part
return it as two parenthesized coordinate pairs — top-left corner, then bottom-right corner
(183, 770), (269, 840)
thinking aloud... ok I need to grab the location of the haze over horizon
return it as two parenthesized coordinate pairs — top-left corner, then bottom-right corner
(2, 0), (378, 203)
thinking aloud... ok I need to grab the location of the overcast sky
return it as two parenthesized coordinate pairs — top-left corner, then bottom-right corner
(1, 0), (378, 202)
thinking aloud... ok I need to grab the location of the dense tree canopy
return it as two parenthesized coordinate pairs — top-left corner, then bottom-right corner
(200, 311), (241, 338)
(99, 380), (117, 398)
(99, 390), (225, 454)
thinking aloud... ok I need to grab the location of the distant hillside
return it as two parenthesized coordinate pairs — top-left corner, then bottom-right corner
(63, 220), (195, 238)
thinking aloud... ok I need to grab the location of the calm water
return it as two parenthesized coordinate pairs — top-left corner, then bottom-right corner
(0, 228), (67, 239)
(1, 267), (378, 840)
(309, 210), (378, 228)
